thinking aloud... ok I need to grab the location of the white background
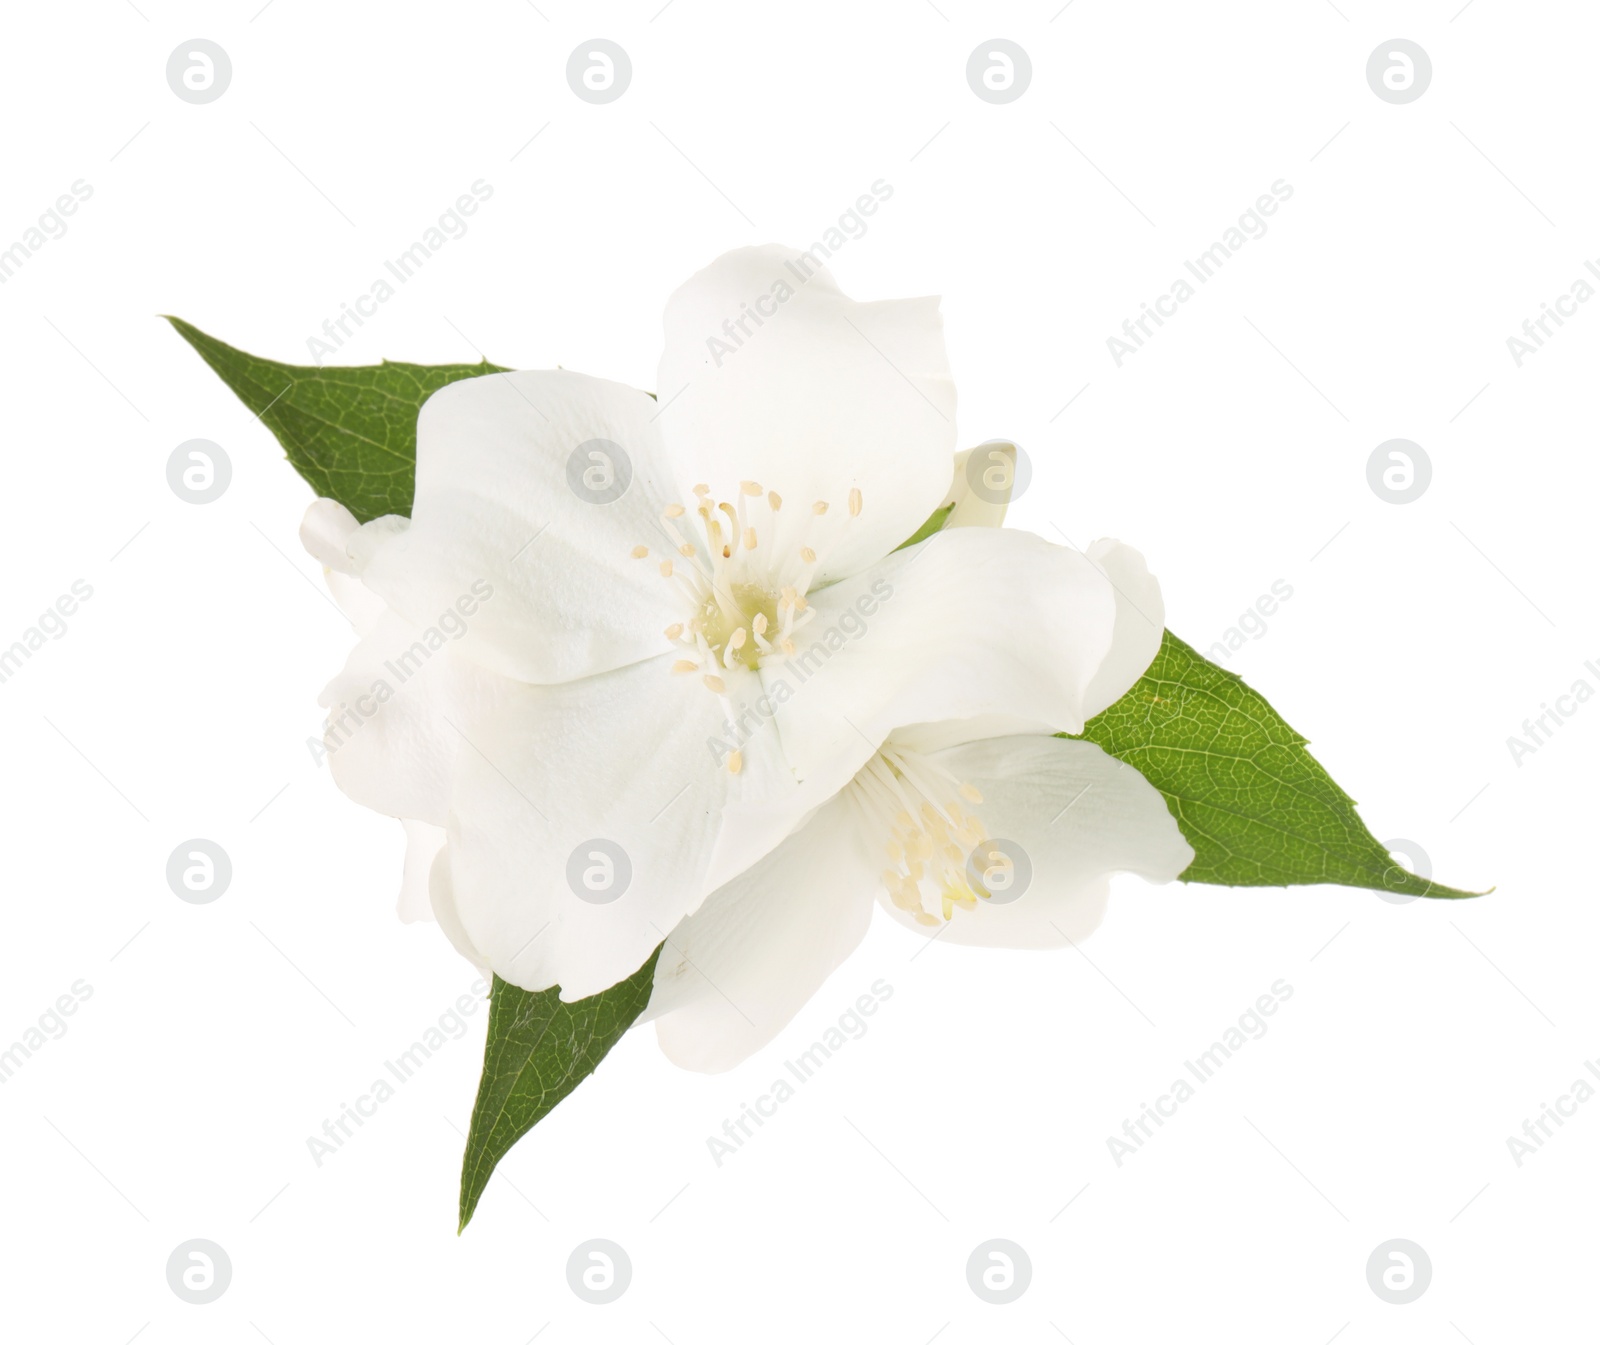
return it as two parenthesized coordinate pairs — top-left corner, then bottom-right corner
(1, 1), (1594, 1341)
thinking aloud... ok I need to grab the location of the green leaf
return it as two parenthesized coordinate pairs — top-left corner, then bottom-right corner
(894, 502), (955, 551)
(165, 316), (505, 523)
(1072, 631), (1481, 899)
(458, 946), (662, 1231)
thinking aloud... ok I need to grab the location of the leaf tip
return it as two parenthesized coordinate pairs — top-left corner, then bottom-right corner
(458, 1179), (484, 1233)
(1391, 869), (1490, 900)
(162, 314), (207, 351)
(1430, 880), (1494, 900)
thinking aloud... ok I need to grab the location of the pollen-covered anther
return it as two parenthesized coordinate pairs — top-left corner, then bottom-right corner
(664, 623), (684, 641)
(703, 673), (726, 693)
(727, 749), (743, 775)
(849, 487), (863, 517)
(672, 659), (697, 673)
(663, 503), (686, 519)
(631, 545), (649, 559)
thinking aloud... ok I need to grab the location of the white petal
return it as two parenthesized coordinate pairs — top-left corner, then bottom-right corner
(657, 245), (955, 582)
(398, 820), (447, 923)
(300, 497), (360, 572)
(876, 735), (1193, 948)
(646, 793), (877, 1073)
(772, 526), (1120, 790)
(317, 608), (518, 826)
(826, 535), (1169, 763)
(323, 570), (388, 635)
(350, 370), (688, 684)
(430, 842), (489, 971)
(444, 655), (829, 1001)
(1080, 539), (1166, 719)
(300, 498), (386, 632)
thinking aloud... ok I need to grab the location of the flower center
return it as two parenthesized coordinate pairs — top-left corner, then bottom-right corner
(697, 582), (781, 673)
(631, 479), (863, 773)
(847, 745), (998, 925)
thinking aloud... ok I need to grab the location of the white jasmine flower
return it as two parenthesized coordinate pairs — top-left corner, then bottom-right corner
(302, 246), (1190, 1023)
